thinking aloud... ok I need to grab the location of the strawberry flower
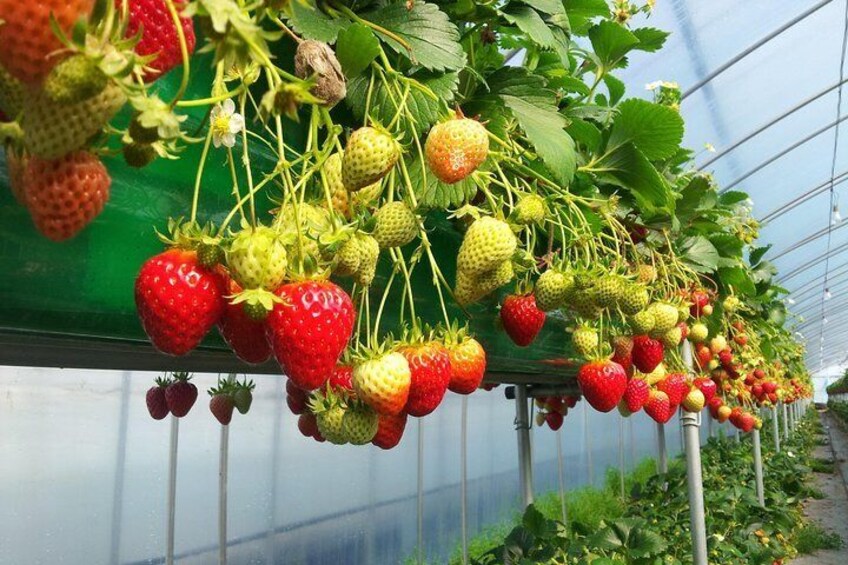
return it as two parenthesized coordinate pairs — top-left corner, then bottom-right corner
(210, 99), (245, 149)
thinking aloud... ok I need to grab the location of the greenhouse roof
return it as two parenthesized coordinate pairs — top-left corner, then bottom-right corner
(617, 0), (848, 373)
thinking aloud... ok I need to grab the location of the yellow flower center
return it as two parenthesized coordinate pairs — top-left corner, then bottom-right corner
(211, 114), (231, 138)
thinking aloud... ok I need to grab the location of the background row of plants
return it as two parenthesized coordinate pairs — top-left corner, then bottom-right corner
(434, 409), (840, 565)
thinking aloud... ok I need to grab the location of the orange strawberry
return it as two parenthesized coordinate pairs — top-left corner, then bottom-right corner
(0, 0), (94, 84)
(372, 412), (408, 450)
(425, 116), (489, 184)
(24, 151), (110, 241)
(446, 336), (487, 394)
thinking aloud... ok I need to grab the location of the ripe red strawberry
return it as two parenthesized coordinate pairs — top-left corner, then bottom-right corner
(146, 377), (170, 420)
(400, 342), (451, 417)
(24, 151), (111, 241)
(0, 0), (93, 84)
(447, 336), (487, 394)
(689, 290), (710, 317)
(577, 360), (627, 413)
(545, 411), (564, 431)
(753, 368), (766, 379)
(266, 280), (355, 390)
(695, 344), (713, 369)
(718, 349), (733, 368)
(611, 335), (634, 373)
(623, 378), (650, 413)
(657, 373), (689, 406)
(425, 116), (489, 184)
(631, 335), (664, 373)
(135, 248), (225, 355)
(121, 0), (197, 82)
(693, 377), (717, 403)
(372, 412), (408, 450)
(285, 379), (308, 414)
(644, 390), (674, 424)
(328, 364), (355, 394)
(500, 294), (546, 347)
(209, 393), (234, 425)
(165, 372), (197, 417)
(762, 381), (777, 394)
(297, 413), (319, 438)
(739, 412), (755, 433)
(217, 276), (271, 365)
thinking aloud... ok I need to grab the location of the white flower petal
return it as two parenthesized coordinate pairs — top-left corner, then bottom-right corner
(222, 98), (235, 115)
(222, 133), (236, 148)
(212, 135), (223, 148)
(229, 113), (245, 133)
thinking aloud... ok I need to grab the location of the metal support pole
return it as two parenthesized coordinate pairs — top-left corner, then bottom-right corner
(782, 402), (789, 440)
(417, 420), (424, 564)
(656, 422), (668, 474)
(734, 428), (740, 443)
(515, 384), (534, 507)
(556, 427), (567, 524)
(584, 403), (594, 485)
(166, 416), (179, 565)
(460, 397), (469, 565)
(682, 411), (709, 565)
(219, 425), (229, 565)
(772, 405), (781, 454)
(618, 417), (626, 500)
(708, 415), (714, 439)
(752, 429), (765, 507)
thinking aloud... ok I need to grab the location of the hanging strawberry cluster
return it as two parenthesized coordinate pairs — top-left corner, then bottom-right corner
(0, 1), (812, 442)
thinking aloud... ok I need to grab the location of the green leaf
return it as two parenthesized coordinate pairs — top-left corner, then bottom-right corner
(518, 0), (566, 15)
(502, 95), (576, 185)
(676, 175), (712, 222)
(750, 244), (772, 266)
(522, 504), (549, 536)
(563, 0), (610, 35)
(364, 2), (465, 72)
(681, 236), (720, 273)
(346, 70), (458, 136)
(567, 118), (602, 153)
(595, 143), (672, 217)
(603, 74), (625, 105)
(709, 233), (744, 259)
(607, 99), (684, 160)
(286, 2), (347, 43)
(719, 191), (750, 206)
(502, 6), (558, 49)
(588, 21), (640, 69)
(335, 24), (380, 78)
(406, 155), (477, 209)
(628, 527), (667, 557)
(718, 266), (756, 295)
(632, 27), (670, 52)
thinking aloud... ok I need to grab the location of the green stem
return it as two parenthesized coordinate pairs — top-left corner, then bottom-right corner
(163, 0), (191, 108)
(189, 126), (214, 223)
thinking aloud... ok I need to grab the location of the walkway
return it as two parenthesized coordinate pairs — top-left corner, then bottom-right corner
(793, 409), (848, 564)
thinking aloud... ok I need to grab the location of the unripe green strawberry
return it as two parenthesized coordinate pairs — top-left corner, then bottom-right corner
(335, 236), (361, 276)
(535, 270), (572, 311)
(647, 302), (678, 333)
(351, 178), (384, 209)
(677, 304), (689, 323)
(458, 216), (517, 277)
(342, 401), (379, 445)
(278, 202), (330, 263)
(619, 283), (649, 315)
(660, 326), (683, 349)
(572, 325), (599, 357)
(594, 275), (625, 308)
(322, 152), (350, 218)
(630, 310), (656, 334)
(723, 295), (741, 312)
(23, 82), (126, 159)
(635, 264), (657, 283)
(567, 284), (601, 319)
(227, 225), (288, 290)
(43, 54), (107, 104)
(123, 143), (156, 168)
(353, 351), (411, 416)
(342, 126), (399, 190)
(0, 64), (24, 118)
(354, 234), (380, 286)
(311, 393), (348, 445)
(198, 241), (224, 268)
(425, 116), (489, 183)
(129, 115), (160, 144)
(513, 194), (546, 225)
(682, 388), (705, 412)
(455, 260), (514, 305)
(689, 322), (709, 343)
(372, 201), (418, 248)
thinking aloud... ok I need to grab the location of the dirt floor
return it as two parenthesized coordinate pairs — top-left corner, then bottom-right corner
(792, 410), (848, 564)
